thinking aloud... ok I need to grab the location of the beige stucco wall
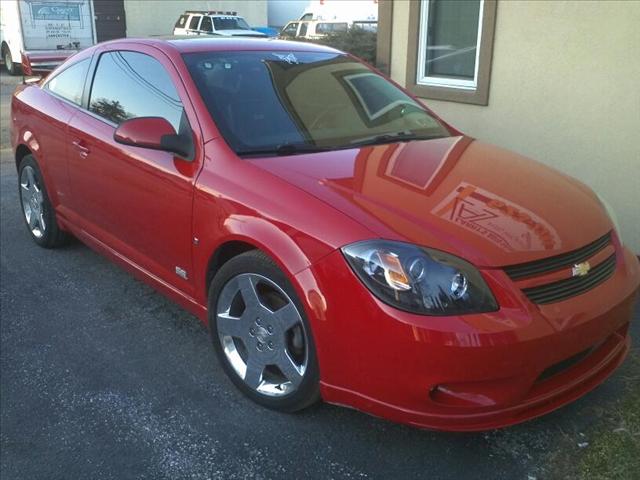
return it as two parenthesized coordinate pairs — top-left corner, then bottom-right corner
(390, 0), (640, 252)
(123, 0), (268, 37)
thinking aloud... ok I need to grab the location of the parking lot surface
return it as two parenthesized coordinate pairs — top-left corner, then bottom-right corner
(1, 70), (638, 479)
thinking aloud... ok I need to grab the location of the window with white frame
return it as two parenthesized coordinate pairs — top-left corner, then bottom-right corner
(417, 0), (484, 90)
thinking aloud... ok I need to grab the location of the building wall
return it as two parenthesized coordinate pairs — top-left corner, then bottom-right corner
(268, 0), (308, 28)
(389, 0), (640, 252)
(123, 0), (268, 37)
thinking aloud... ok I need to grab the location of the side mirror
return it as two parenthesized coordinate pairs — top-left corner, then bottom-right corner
(114, 117), (193, 160)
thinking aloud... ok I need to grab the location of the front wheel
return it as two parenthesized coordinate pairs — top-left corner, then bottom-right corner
(208, 250), (320, 412)
(18, 155), (69, 248)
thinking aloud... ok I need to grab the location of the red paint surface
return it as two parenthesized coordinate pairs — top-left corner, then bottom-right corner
(11, 38), (640, 431)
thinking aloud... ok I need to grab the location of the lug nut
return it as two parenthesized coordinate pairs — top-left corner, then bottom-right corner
(257, 342), (263, 351)
(268, 341), (274, 350)
(249, 327), (255, 336)
(256, 318), (262, 325)
(267, 325), (273, 334)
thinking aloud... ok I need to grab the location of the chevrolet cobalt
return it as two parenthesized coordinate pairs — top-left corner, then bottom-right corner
(11, 37), (639, 431)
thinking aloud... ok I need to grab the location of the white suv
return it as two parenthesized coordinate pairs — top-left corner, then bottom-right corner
(173, 11), (266, 37)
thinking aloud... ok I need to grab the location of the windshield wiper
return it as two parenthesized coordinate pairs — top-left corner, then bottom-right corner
(348, 131), (446, 148)
(236, 143), (331, 157)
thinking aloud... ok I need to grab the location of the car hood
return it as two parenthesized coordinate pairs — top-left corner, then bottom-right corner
(247, 136), (612, 267)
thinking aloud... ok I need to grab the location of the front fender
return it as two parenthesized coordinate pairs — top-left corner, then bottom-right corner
(191, 211), (336, 312)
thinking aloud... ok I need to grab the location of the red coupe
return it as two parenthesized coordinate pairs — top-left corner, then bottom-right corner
(11, 37), (640, 431)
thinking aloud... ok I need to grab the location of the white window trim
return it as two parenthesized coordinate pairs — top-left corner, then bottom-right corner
(416, 0), (485, 91)
(344, 73), (415, 121)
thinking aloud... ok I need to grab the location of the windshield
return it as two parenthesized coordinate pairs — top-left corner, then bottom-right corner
(212, 16), (251, 31)
(183, 51), (450, 155)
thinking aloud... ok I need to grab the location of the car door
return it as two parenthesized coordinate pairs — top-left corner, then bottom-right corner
(66, 45), (202, 295)
(36, 57), (91, 207)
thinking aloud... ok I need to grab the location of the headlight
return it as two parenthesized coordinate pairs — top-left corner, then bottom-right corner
(341, 240), (498, 316)
(596, 193), (623, 246)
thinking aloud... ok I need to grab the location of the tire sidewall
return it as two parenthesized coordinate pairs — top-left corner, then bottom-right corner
(3, 46), (18, 75)
(18, 155), (58, 247)
(208, 251), (320, 412)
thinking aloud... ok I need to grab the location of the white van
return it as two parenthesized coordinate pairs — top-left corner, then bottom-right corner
(1, 0), (94, 75)
(280, 20), (348, 40)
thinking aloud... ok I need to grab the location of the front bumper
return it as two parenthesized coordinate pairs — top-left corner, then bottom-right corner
(295, 246), (640, 431)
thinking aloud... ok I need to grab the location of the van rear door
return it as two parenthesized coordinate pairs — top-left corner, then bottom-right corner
(17, 0), (94, 50)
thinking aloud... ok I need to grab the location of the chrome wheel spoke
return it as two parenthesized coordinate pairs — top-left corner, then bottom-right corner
(217, 312), (245, 338)
(238, 274), (261, 308)
(26, 167), (36, 189)
(244, 357), (264, 389)
(39, 213), (46, 232)
(28, 211), (38, 229)
(276, 350), (303, 387)
(273, 302), (300, 331)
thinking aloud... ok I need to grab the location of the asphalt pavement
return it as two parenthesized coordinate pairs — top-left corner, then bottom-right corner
(1, 69), (639, 480)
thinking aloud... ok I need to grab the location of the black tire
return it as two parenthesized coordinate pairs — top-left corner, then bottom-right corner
(2, 44), (20, 76)
(208, 250), (320, 412)
(18, 155), (69, 248)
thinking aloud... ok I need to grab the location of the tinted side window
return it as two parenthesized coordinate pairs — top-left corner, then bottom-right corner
(299, 23), (308, 36)
(189, 15), (201, 30)
(46, 59), (90, 105)
(89, 51), (183, 131)
(200, 16), (213, 32)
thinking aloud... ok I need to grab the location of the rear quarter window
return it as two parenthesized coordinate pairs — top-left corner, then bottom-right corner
(45, 58), (90, 105)
(175, 15), (188, 28)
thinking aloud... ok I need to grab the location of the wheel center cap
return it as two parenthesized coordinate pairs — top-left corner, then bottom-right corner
(255, 325), (270, 344)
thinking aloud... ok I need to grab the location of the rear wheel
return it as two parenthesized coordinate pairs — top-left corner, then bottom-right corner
(18, 155), (69, 248)
(2, 45), (19, 76)
(208, 250), (320, 412)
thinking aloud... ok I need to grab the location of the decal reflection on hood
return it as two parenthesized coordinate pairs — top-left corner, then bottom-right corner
(433, 182), (561, 252)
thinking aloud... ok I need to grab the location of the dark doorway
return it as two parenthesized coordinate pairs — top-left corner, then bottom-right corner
(93, 0), (127, 42)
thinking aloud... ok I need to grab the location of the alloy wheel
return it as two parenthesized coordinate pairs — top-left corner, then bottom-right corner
(20, 166), (46, 238)
(216, 273), (308, 397)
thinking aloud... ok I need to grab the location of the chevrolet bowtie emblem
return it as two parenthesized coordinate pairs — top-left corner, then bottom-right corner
(572, 262), (591, 277)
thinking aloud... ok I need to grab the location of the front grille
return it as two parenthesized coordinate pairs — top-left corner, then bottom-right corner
(521, 254), (616, 304)
(505, 232), (611, 280)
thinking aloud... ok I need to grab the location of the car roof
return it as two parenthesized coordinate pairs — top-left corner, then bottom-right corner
(96, 36), (342, 55)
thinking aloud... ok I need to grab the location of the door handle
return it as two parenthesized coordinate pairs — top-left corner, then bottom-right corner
(72, 140), (90, 158)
